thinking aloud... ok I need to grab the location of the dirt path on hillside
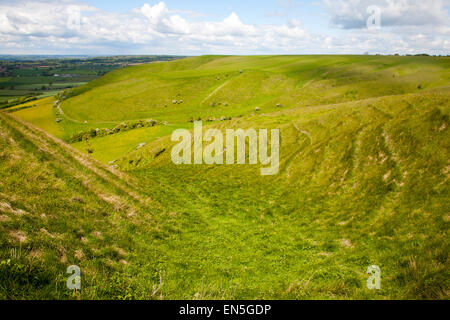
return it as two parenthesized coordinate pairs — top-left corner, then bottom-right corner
(201, 79), (232, 104)
(292, 122), (312, 144)
(57, 104), (85, 124)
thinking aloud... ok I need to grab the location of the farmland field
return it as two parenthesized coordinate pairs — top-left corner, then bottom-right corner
(1, 55), (449, 300)
(0, 56), (184, 105)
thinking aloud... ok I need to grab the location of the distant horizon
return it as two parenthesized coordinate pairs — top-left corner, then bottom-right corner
(1, 53), (447, 59)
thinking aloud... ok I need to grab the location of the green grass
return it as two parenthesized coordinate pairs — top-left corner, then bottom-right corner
(61, 55), (450, 123)
(3, 55), (450, 300)
(10, 96), (120, 141)
(115, 91), (449, 299)
(8, 97), (63, 138)
(71, 124), (179, 163)
(0, 113), (164, 299)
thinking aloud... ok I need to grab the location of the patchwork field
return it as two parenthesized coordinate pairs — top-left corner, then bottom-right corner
(1, 55), (449, 299)
(0, 56), (184, 107)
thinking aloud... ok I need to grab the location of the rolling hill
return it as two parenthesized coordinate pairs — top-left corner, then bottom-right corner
(2, 55), (449, 299)
(60, 55), (450, 123)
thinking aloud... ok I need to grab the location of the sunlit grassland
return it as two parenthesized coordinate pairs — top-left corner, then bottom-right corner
(71, 124), (181, 164)
(60, 55), (450, 124)
(9, 96), (118, 141)
(8, 97), (63, 138)
(0, 113), (163, 299)
(2, 55), (449, 299)
(116, 91), (449, 299)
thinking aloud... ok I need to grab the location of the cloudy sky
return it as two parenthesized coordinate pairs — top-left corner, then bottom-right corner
(0, 0), (449, 55)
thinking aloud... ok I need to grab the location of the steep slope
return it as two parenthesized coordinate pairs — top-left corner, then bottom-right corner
(0, 112), (162, 299)
(3, 55), (449, 299)
(117, 91), (449, 299)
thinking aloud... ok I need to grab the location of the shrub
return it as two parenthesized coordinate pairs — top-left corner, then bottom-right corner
(69, 119), (160, 143)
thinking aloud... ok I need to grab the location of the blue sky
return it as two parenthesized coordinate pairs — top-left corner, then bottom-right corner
(86, 0), (331, 33)
(87, 0), (323, 23)
(0, 0), (449, 55)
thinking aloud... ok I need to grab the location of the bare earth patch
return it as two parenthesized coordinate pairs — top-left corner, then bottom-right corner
(114, 247), (128, 257)
(339, 239), (354, 248)
(40, 228), (55, 238)
(10, 230), (27, 243)
(0, 201), (27, 215)
(93, 231), (103, 239)
(74, 249), (84, 260)
(318, 252), (333, 257)
(30, 250), (43, 259)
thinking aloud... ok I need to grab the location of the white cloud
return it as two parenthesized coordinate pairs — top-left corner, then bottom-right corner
(0, 0), (448, 55)
(324, 0), (450, 29)
(0, 0), (311, 54)
(320, 0), (450, 55)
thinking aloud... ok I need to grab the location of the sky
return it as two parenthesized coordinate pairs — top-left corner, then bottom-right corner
(0, 0), (449, 55)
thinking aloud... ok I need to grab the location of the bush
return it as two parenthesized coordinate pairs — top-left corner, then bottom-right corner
(69, 119), (160, 143)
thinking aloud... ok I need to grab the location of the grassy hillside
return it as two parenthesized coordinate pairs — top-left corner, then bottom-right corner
(4, 97), (63, 138)
(115, 91), (449, 299)
(0, 112), (164, 299)
(4, 96), (117, 141)
(60, 55), (450, 124)
(3, 55), (449, 299)
(0, 56), (184, 105)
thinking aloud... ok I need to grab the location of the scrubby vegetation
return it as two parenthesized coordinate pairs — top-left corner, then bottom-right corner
(69, 119), (159, 143)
